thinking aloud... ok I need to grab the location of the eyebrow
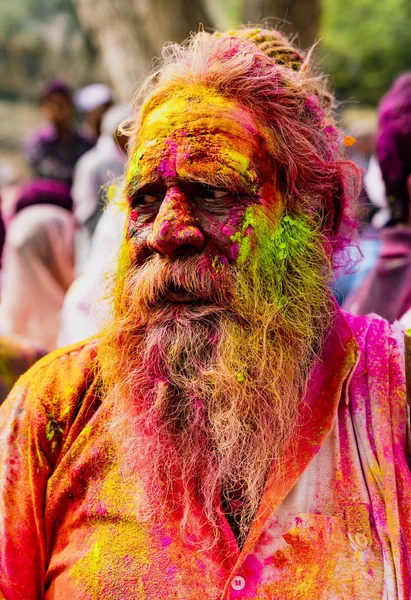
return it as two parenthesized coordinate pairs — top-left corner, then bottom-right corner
(126, 169), (259, 200)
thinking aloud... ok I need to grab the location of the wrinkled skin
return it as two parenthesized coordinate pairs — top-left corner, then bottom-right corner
(125, 90), (281, 275)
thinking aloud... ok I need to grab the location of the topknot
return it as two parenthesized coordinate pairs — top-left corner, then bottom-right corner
(218, 27), (304, 72)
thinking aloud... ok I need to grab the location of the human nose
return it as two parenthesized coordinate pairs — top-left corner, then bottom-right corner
(147, 187), (205, 258)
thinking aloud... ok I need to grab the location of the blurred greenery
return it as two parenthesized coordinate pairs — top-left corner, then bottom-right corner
(0, 0), (410, 105)
(321, 0), (411, 104)
(0, 0), (78, 37)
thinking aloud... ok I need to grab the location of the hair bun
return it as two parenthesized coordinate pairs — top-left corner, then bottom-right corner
(221, 27), (304, 71)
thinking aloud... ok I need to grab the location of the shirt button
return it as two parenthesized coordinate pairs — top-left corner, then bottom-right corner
(231, 576), (246, 591)
(348, 531), (369, 551)
(354, 532), (369, 550)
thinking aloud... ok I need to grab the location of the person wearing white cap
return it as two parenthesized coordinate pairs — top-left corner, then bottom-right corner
(71, 104), (132, 273)
(74, 83), (114, 139)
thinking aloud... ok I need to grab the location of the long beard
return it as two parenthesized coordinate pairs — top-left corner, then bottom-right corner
(98, 212), (334, 549)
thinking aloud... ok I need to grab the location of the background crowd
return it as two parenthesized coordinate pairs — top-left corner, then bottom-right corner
(0, 0), (410, 403)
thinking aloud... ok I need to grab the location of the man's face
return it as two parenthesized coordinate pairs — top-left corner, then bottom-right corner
(41, 92), (75, 130)
(125, 89), (280, 295)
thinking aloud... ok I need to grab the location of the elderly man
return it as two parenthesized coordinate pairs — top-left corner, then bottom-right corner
(0, 29), (410, 599)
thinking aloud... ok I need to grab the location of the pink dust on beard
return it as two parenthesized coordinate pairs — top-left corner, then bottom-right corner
(230, 241), (239, 261)
(222, 225), (234, 237)
(304, 95), (323, 123)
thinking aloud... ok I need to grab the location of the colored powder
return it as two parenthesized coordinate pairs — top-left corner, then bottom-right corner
(126, 86), (264, 198)
(45, 413), (64, 452)
(71, 468), (152, 596)
(230, 206), (255, 265)
(71, 523), (151, 597)
(232, 207), (328, 313)
(212, 255), (228, 274)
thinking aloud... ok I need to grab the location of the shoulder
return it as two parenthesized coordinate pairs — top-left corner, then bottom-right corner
(0, 335), (46, 405)
(0, 334), (45, 363)
(20, 336), (100, 385)
(3, 338), (101, 425)
(343, 310), (404, 357)
(343, 311), (405, 395)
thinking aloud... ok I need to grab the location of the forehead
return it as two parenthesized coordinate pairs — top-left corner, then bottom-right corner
(128, 88), (273, 193)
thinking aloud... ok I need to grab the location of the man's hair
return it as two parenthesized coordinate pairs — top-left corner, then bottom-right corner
(130, 27), (359, 272)
(377, 72), (411, 223)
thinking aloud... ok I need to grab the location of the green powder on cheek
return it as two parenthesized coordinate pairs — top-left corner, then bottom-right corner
(230, 206), (256, 265)
(256, 213), (325, 305)
(234, 209), (328, 311)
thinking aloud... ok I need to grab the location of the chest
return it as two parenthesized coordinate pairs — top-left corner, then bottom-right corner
(43, 410), (389, 600)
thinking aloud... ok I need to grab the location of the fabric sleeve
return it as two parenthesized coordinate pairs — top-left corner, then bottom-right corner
(0, 341), (95, 599)
(389, 321), (411, 593)
(0, 372), (53, 598)
(389, 321), (409, 456)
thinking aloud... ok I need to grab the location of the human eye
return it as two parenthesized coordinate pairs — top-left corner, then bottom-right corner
(132, 192), (163, 207)
(200, 187), (231, 201)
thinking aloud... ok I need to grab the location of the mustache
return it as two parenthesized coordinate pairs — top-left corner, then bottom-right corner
(125, 254), (235, 309)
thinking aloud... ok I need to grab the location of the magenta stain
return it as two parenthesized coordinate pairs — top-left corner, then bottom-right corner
(230, 241), (239, 260)
(160, 534), (173, 548)
(158, 158), (177, 179)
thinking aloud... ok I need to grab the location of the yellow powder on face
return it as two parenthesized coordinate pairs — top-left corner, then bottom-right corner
(127, 86), (273, 197)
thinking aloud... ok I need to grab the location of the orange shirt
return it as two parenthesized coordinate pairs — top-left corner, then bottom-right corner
(0, 334), (45, 405)
(0, 309), (410, 599)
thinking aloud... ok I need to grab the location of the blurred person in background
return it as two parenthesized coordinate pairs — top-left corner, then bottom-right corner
(59, 105), (131, 344)
(71, 104), (131, 271)
(0, 203), (45, 404)
(24, 80), (94, 187)
(330, 120), (385, 304)
(58, 200), (126, 347)
(75, 83), (114, 140)
(344, 73), (411, 321)
(0, 198), (75, 351)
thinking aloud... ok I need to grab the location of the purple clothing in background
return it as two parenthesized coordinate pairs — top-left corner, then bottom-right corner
(377, 72), (411, 222)
(343, 225), (411, 321)
(14, 179), (73, 215)
(25, 124), (94, 186)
